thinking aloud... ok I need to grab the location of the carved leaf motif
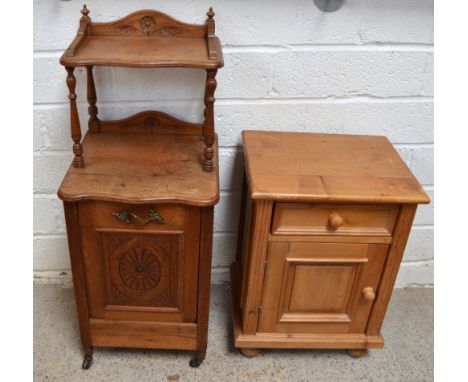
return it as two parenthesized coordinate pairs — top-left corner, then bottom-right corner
(159, 25), (182, 37)
(140, 16), (158, 36)
(116, 25), (138, 35)
(115, 18), (185, 37)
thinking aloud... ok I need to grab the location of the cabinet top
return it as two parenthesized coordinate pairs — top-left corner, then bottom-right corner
(58, 133), (219, 206)
(242, 131), (430, 205)
(60, 7), (223, 69)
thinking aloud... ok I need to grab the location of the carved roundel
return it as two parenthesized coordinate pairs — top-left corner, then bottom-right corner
(140, 16), (158, 35)
(118, 247), (161, 291)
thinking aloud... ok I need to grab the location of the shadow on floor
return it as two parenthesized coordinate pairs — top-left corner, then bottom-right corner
(33, 283), (433, 382)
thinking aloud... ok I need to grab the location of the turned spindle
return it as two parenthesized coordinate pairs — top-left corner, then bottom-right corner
(65, 67), (84, 168)
(86, 66), (99, 132)
(202, 69), (217, 172)
(80, 4), (90, 21)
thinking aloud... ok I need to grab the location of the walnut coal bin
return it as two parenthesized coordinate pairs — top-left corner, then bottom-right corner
(57, 6), (223, 369)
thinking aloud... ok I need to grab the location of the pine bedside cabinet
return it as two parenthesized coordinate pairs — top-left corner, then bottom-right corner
(231, 131), (430, 358)
(57, 6), (223, 369)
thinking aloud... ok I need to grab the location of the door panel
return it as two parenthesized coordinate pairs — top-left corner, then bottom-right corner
(288, 264), (356, 313)
(258, 242), (388, 334)
(79, 201), (200, 323)
(99, 230), (181, 310)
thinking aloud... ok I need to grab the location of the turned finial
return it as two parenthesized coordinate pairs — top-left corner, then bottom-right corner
(207, 7), (215, 19)
(206, 7), (215, 38)
(81, 5), (89, 17)
(80, 4), (90, 21)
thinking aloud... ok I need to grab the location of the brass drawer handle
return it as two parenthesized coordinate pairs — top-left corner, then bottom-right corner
(113, 210), (165, 225)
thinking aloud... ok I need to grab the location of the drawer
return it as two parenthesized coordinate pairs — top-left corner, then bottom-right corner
(79, 201), (186, 231)
(271, 203), (398, 237)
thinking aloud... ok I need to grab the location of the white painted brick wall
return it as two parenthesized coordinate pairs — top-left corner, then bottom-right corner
(33, 0), (434, 286)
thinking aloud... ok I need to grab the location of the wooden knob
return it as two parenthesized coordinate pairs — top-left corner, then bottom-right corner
(362, 287), (376, 301)
(328, 213), (344, 229)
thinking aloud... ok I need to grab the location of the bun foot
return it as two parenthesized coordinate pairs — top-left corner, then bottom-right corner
(82, 355), (93, 369)
(240, 348), (260, 358)
(347, 349), (368, 358)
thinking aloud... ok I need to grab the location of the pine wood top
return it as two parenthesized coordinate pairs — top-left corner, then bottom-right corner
(242, 131), (430, 204)
(60, 8), (223, 69)
(58, 133), (219, 206)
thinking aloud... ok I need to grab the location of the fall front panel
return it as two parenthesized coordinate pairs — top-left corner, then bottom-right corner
(78, 201), (200, 323)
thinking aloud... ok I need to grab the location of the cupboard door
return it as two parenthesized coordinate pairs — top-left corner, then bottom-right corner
(258, 242), (388, 334)
(78, 202), (200, 323)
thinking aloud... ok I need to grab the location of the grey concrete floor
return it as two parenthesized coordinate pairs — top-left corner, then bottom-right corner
(34, 284), (433, 382)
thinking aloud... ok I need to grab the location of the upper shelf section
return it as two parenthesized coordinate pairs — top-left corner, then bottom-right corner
(60, 6), (224, 69)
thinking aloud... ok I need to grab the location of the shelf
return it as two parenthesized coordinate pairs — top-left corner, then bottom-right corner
(61, 35), (222, 69)
(60, 8), (223, 69)
(58, 133), (219, 206)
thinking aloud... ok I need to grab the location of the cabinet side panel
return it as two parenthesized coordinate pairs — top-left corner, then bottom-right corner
(236, 170), (248, 264)
(181, 206), (202, 323)
(366, 205), (417, 336)
(241, 200), (273, 335)
(63, 202), (92, 354)
(240, 193), (253, 310)
(196, 206), (214, 353)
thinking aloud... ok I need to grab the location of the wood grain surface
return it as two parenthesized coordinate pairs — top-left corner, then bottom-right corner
(58, 133), (219, 206)
(242, 131), (430, 204)
(60, 9), (223, 69)
(231, 131), (429, 356)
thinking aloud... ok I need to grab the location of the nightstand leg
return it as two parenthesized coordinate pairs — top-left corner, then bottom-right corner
(347, 349), (368, 358)
(240, 348), (261, 358)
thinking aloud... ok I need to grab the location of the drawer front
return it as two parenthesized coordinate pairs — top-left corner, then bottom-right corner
(82, 201), (186, 231)
(271, 203), (398, 237)
(78, 201), (200, 323)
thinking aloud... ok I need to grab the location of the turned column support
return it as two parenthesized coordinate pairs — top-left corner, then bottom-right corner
(65, 67), (84, 168)
(202, 69), (217, 172)
(86, 66), (99, 132)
